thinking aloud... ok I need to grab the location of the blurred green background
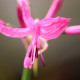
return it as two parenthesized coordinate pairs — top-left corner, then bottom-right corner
(0, 0), (80, 80)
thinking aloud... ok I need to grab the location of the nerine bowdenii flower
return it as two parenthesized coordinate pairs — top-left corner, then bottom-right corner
(0, 1), (70, 69)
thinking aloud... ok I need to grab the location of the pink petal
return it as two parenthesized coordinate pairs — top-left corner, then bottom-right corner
(17, 5), (26, 28)
(39, 17), (70, 40)
(24, 24), (40, 69)
(22, 1), (34, 28)
(0, 25), (32, 38)
(65, 25), (80, 35)
(0, 20), (6, 26)
(17, 5), (29, 50)
(24, 57), (32, 69)
(45, 0), (63, 18)
(24, 43), (33, 69)
(17, 0), (29, 6)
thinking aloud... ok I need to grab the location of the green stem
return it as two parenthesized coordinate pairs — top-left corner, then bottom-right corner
(21, 68), (32, 80)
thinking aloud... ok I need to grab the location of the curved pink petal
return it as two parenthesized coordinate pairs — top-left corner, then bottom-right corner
(24, 24), (41, 69)
(17, 0), (29, 6)
(65, 25), (80, 35)
(17, 5), (28, 50)
(24, 43), (34, 69)
(0, 20), (6, 26)
(0, 25), (32, 38)
(24, 51), (32, 69)
(17, 5), (26, 28)
(24, 57), (32, 69)
(24, 39), (32, 69)
(45, 0), (63, 18)
(22, 1), (34, 28)
(39, 17), (70, 40)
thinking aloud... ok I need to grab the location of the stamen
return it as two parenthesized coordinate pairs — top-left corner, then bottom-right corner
(29, 49), (32, 57)
(35, 48), (38, 58)
(39, 48), (45, 67)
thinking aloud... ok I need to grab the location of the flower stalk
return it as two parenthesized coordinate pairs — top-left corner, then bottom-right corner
(21, 68), (32, 80)
(0, 0), (72, 80)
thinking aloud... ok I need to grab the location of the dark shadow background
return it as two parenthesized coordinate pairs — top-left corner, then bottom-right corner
(0, 0), (80, 80)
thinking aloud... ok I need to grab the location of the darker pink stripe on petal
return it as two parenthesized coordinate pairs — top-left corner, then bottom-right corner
(17, 4), (26, 28)
(22, 1), (34, 28)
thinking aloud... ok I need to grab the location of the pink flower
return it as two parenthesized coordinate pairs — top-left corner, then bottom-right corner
(16, 0), (63, 49)
(0, 1), (70, 69)
(16, 0), (64, 57)
(65, 25), (80, 35)
(16, 2), (48, 54)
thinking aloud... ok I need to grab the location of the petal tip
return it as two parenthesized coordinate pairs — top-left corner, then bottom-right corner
(0, 20), (6, 26)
